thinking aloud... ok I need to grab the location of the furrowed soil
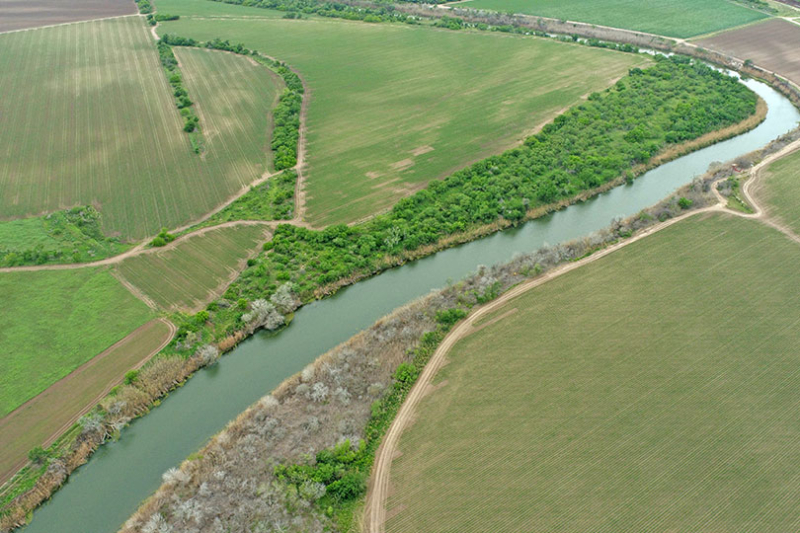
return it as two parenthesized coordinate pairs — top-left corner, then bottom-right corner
(114, 223), (270, 311)
(0, 268), (153, 418)
(0, 0), (137, 33)
(384, 213), (800, 533)
(0, 16), (283, 240)
(450, 0), (768, 38)
(697, 18), (800, 86)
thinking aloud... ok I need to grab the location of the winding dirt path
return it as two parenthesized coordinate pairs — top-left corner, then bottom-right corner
(0, 29), (313, 274)
(0, 220), (272, 274)
(364, 138), (800, 533)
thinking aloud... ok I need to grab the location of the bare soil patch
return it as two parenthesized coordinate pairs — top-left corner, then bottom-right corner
(697, 18), (800, 86)
(0, 0), (137, 33)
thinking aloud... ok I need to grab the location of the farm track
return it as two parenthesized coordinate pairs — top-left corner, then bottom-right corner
(364, 137), (800, 533)
(0, 24), (313, 278)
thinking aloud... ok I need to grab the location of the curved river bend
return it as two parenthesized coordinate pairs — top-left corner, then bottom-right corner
(21, 79), (799, 533)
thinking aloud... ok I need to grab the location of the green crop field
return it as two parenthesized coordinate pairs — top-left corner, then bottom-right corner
(115, 224), (269, 311)
(454, 0), (769, 38)
(175, 46), (282, 173)
(155, 0), (287, 18)
(161, 15), (647, 225)
(758, 148), (800, 234)
(388, 213), (800, 532)
(0, 16), (282, 241)
(0, 268), (153, 418)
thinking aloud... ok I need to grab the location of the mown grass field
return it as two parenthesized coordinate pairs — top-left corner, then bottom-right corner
(0, 319), (172, 483)
(0, 16), (282, 240)
(162, 15), (647, 225)
(757, 147), (800, 234)
(0, 268), (153, 418)
(115, 224), (269, 311)
(455, 0), (769, 38)
(388, 213), (800, 532)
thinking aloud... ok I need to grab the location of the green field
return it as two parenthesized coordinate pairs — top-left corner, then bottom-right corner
(388, 213), (800, 532)
(455, 0), (769, 38)
(0, 268), (153, 418)
(758, 148), (800, 234)
(161, 15), (647, 225)
(115, 224), (269, 311)
(0, 16), (282, 241)
(155, 0), (287, 18)
(175, 46), (282, 173)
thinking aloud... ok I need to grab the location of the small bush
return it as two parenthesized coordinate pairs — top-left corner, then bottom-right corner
(124, 370), (140, 385)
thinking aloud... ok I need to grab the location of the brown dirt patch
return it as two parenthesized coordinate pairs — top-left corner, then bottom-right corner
(697, 18), (800, 86)
(410, 145), (434, 156)
(391, 158), (415, 171)
(0, 0), (138, 33)
(0, 319), (174, 484)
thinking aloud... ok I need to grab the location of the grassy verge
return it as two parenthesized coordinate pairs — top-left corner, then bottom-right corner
(180, 170), (297, 235)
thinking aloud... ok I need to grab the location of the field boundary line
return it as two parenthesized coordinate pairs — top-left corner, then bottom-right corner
(0, 220), (272, 274)
(0, 14), (141, 36)
(0, 318), (176, 486)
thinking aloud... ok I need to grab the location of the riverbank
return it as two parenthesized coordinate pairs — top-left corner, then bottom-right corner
(121, 176), (721, 532)
(3, 29), (796, 533)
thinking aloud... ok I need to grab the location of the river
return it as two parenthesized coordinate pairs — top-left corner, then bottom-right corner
(20, 78), (800, 533)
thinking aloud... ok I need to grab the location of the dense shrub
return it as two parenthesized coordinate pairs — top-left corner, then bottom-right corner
(150, 227), (176, 247)
(0, 206), (128, 267)
(221, 57), (756, 306)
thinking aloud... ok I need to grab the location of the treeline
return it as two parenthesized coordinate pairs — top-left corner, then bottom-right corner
(120, 176), (716, 533)
(146, 13), (179, 25)
(157, 56), (758, 351)
(225, 57), (755, 300)
(160, 34), (304, 171)
(134, 0), (153, 14)
(0, 207), (129, 267)
(155, 40), (203, 151)
(210, 0), (423, 24)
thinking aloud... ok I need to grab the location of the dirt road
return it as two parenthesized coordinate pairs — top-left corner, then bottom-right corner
(364, 137), (800, 533)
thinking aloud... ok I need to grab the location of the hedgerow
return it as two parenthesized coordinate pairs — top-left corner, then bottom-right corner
(210, 0), (423, 24)
(160, 34), (305, 170)
(155, 40), (204, 150)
